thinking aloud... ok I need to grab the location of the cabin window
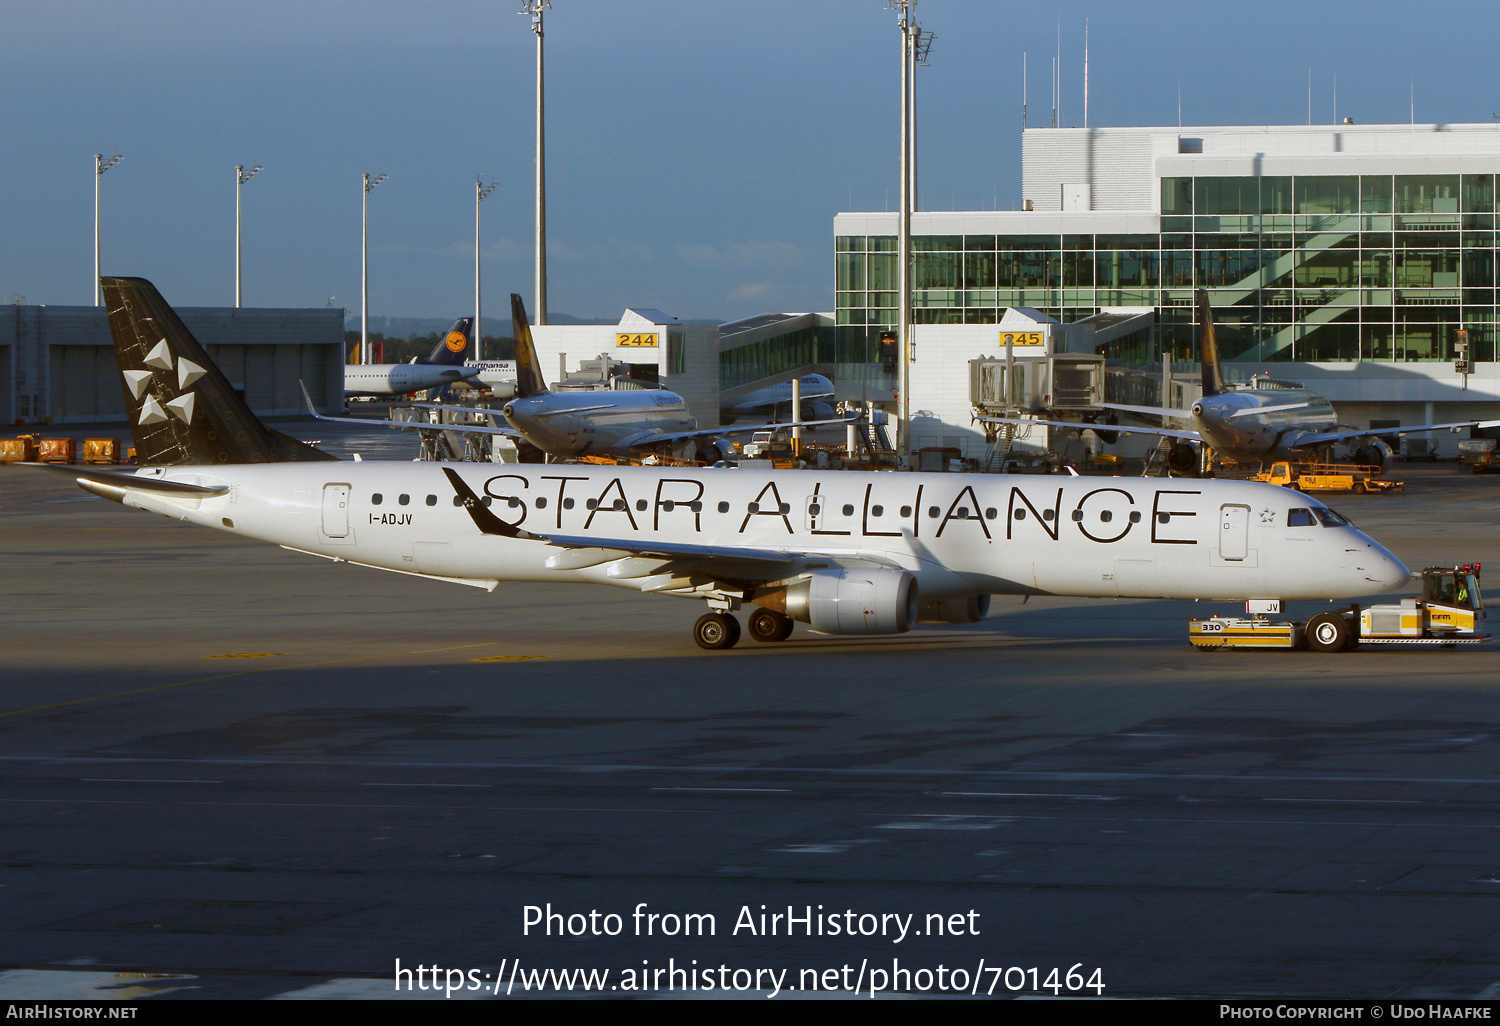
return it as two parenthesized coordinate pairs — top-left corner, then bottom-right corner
(536, 497), (548, 508)
(779, 503), (790, 514)
(690, 502), (702, 513)
(372, 493), (383, 505)
(1099, 510), (1112, 523)
(637, 500), (648, 511)
(872, 505), (884, 516)
(1072, 510), (1084, 522)
(1042, 509), (1054, 521)
(842, 504), (855, 516)
(901, 506), (912, 517)
(398, 494), (410, 506)
(809, 503), (821, 516)
(928, 506), (940, 518)
(718, 501), (730, 513)
(481, 497), (492, 507)
(563, 498), (575, 509)
(425, 495), (437, 506)
(614, 499), (626, 510)
(957, 507), (969, 519)
(586, 499), (597, 510)
(452, 496), (463, 507)
(748, 502), (760, 513)
(1288, 508), (1316, 527)
(1129, 511), (1141, 523)
(1157, 512), (1170, 524)
(510, 497), (522, 508)
(986, 508), (998, 520)
(1014, 509), (1026, 521)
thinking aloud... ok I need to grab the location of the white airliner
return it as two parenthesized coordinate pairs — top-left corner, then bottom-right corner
(18, 277), (1412, 652)
(344, 317), (484, 397)
(981, 290), (1499, 474)
(321, 295), (849, 464)
(725, 373), (837, 422)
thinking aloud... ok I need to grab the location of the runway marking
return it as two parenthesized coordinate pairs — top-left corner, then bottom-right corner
(205, 653), (282, 660)
(470, 656), (546, 663)
(939, 791), (1118, 801)
(1264, 798), (1419, 805)
(0, 642), (501, 721)
(362, 783), (491, 789)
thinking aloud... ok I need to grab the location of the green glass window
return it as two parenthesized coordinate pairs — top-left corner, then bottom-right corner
(836, 253), (864, 291)
(1162, 252), (1194, 287)
(1195, 177), (1259, 215)
(1463, 175), (1495, 213)
(1161, 178), (1192, 215)
(1395, 248), (1460, 288)
(1464, 250), (1496, 287)
(1261, 177), (1292, 214)
(963, 252), (997, 289)
(1095, 234), (1159, 251)
(964, 235), (996, 251)
(1395, 175), (1460, 213)
(1294, 249), (1357, 288)
(1095, 251), (1159, 289)
(912, 235), (962, 252)
(836, 236), (866, 252)
(997, 251), (1056, 288)
(1294, 176), (1358, 214)
(867, 253), (896, 291)
(1064, 234), (1095, 251)
(870, 236), (897, 252)
(1064, 252), (1094, 287)
(913, 251), (960, 289)
(1362, 324), (1393, 360)
(1361, 176), (1393, 213)
(1195, 250), (1259, 288)
(1359, 252), (1393, 288)
(996, 234), (1061, 252)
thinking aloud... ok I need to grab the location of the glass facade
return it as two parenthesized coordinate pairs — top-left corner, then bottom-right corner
(719, 324), (836, 391)
(835, 173), (1499, 366)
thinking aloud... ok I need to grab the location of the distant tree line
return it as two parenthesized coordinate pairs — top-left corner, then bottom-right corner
(343, 331), (517, 364)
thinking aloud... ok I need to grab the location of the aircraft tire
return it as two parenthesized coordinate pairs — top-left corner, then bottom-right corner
(748, 609), (794, 643)
(694, 612), (741, 650)
(1306, 612), (1351, 653)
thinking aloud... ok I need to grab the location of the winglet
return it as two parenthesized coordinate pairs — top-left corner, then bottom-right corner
(442, 467), (544, 540)
(1196, 288), (1226, 397)
(510, 294), (550, 398)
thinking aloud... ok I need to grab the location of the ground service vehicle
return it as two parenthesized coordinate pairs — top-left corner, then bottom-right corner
(1251, 461), (1403, 493)
(1190, 564), (1487, 652)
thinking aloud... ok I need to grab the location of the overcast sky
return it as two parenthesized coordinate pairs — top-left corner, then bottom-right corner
(3, 1), (1497, 323)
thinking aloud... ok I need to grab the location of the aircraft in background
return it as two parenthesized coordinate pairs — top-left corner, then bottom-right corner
(724, 373), (836, 423)
(320, 295), (849, 464)
(980, 289), (1499, 474)
(16, 275), (1411, 652)
(344, 317), (484, 397)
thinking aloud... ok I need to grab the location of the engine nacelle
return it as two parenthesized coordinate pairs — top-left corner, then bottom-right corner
(1352, 438), (1393, 470)
(1167, 442), (1199, 475)
(785, 569), (918, 635)
(916, 594), (991, 625)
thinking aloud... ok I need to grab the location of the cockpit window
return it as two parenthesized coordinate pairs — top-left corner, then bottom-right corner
(1313, 507), (1353, 528)
(1287, 508), (1316, 527)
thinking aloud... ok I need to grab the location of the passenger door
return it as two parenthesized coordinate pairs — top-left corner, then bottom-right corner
(1218, 504), (1249, 561)
(322, 483), (351, 538)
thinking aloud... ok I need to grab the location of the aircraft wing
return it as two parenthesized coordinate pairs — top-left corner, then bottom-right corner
(615, 416), (855, 450)
(1293, 419), (1500, 448)
(301, 383), (526, 439)
(1228, 402), (1311, 418)
(1097, 402), (1197, 421)
(974, 414), (1203, 443)
(739, 390), (836, 409)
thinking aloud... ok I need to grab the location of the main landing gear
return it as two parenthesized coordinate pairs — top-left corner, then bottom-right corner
(693, 608), (796, 650)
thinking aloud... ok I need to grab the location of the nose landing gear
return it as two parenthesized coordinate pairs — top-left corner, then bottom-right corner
(693, 612), (741, 650)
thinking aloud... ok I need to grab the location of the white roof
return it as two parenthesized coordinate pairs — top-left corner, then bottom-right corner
(619, 308), (678, 328)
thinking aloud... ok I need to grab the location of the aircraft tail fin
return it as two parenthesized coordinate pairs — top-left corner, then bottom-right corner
(423, 317), (475, 365)
(101, 276), (336, 465)
(1196, 288), (1226, 397)
(510, 293), (550, 398)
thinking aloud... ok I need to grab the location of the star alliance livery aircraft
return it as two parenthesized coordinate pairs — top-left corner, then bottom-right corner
(16, 277), (1411, 650)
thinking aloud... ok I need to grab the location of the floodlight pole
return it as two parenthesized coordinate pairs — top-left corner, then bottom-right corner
(523, 1), (550, 325)
(361, 171), (388, 365)
(235, 162), (261, 308)
(475, 178), (499, 362)
(93, 152), (122, 306)
(887, 2), (915, 466)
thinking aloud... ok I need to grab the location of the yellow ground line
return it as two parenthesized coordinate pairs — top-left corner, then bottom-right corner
(0, 642), (500, 720)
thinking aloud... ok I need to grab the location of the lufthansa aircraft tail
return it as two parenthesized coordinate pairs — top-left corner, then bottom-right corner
(101, 276), (336, 465)
(510, 293), (550, 398)
(421, 317), (474, 365)
(1197, 288), (1226, 398)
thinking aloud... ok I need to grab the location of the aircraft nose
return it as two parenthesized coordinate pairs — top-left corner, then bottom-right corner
(1358, 536), (1410, 592)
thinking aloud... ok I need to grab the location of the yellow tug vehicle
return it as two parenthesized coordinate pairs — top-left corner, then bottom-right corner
(1190, 564), (1487, 653)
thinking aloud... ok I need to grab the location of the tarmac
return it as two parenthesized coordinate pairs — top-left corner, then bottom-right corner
(2, 424), (1500, 999)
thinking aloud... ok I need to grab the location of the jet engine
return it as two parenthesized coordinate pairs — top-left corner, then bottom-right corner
(782, 569), (918, 636)
(1086, 411), (1121, 446)
(800, 401), (836, 422)
(916, 594), (990, 625)
(1167, 442), (1199, 475)
(1352, 438), (1393, 470)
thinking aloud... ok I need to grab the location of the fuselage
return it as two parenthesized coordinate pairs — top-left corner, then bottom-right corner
(502, 390), (695, 458)
(97, 463), (1409, 604)
(345, 364), (482, 397)
(728, 374), (836, 418)
(1193, 385), (1339, 459)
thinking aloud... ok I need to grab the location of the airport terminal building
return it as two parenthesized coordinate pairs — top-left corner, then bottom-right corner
(832, 121), (1500, 457)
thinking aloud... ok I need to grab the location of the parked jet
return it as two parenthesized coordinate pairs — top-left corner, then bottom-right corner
(724, 373), (837, 423)
(344, 317), (484, 397)
(980, 289), (1499, 474)
(17, 276), (1412, 652)
(321, 295), (850, 464)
